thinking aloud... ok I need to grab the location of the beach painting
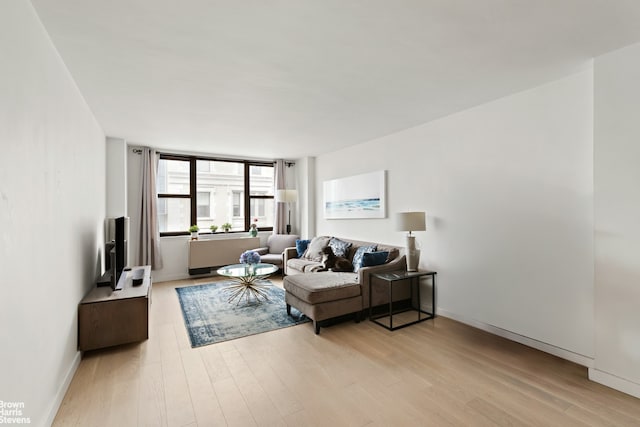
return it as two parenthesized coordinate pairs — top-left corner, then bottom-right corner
(323, 170), (386, 219)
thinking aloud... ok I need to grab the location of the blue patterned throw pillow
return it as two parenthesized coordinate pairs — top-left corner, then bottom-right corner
(352, 244), (377, 272)
(329, 238), (352, 258)
(361, 251), (389, 267)
(295, 239), (311, 258)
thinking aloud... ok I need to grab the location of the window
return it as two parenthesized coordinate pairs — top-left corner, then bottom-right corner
(232, 191), (242, 217)
(197, 192), (210, 218)
(250, 198), (265, 217)
(157, 157), (191, 233)
(248, 165), (275, 228)
(157, 155), (275, 235)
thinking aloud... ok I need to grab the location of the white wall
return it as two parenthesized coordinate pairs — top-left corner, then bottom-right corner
(591, 42), (640, 398)
(106, 137), (127, 217)
(0, 2), (105, 426)
(295, 156), (316, 239)
(316, 70), (595, 360)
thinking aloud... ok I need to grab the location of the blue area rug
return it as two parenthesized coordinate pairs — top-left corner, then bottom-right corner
(176, 281), (309, 347)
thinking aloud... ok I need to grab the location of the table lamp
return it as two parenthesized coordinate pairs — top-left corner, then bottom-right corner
(396, 211), (426, 271)
(276, 189), (298, 234)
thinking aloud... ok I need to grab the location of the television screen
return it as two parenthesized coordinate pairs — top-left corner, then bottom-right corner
(111, 216), (127, 291)
(97, 216), (129, 289)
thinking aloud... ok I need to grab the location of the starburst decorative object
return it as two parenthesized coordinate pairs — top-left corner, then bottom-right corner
(217, 262), (278, 305)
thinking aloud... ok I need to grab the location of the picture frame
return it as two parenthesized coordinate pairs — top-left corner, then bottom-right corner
(323, 170), (386, 219)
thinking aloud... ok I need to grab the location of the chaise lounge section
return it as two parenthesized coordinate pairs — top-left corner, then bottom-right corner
(283, 236), (406, 334)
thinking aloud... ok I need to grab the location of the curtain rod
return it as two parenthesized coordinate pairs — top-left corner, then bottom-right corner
(131, 147), (295, 167)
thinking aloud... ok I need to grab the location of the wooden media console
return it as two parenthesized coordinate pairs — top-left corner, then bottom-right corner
(78, 265), (151, 351)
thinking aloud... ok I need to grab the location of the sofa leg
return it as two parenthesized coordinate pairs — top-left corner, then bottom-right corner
(314, 321), (320, 335)
(286, 304), (291, 316)
(355, 311), (361, 324)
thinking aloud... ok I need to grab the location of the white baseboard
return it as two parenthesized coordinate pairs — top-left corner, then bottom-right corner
(438, 308), (595, 368)
(44, 351), (81, 427)
(589, 368), (640, 399)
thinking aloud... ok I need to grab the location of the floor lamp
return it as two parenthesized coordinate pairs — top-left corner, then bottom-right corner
(276, 189), (298, 234)
(396, 211), (426, 272)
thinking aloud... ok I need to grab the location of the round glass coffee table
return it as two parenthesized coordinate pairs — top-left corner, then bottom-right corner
(217, 263), (278, 304)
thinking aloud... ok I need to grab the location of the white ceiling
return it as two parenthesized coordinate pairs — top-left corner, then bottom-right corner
(31, 0), (640, 160)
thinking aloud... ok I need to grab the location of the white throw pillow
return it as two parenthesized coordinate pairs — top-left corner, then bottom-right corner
(302, 236), (331, 262)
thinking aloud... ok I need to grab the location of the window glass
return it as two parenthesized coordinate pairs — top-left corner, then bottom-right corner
(157, 159), (190, 194)
(249, 165), (274, 196)
(232, 191), (242, 217)
(197, 160), (244, 229)
(250, 198), (275, 228)
(251, 198), (265, 217)
(157, 198), (190, 232)
(196, 160), (210, 172)
(197, 191), (210, 218)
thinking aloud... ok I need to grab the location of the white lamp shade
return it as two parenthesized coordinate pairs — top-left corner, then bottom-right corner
(396, 211), (426, 232)
(276, 189), (298, 203)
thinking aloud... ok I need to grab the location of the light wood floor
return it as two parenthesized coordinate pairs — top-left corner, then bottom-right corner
(54, 274), (640, 426)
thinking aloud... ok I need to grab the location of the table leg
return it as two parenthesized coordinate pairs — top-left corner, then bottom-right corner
(432, 273), (436, 317)
(416, 276), (421, 321)
(223, 276), (272, 305)
(388, 279), (393, 330)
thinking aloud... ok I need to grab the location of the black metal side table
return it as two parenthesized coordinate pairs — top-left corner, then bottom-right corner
(370, 270), (437, 331)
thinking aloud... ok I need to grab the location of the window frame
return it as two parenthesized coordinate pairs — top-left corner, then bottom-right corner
(158, 154), (275, 237)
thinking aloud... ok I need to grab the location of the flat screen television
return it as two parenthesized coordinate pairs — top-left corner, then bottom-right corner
(110, 216), (127, 291)
(97, 217), (129, 289)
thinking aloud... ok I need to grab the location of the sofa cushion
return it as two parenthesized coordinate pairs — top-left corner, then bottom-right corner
(267, 234), (300, 254)
(361, 251), (389, 267)
(259, 253), (284, 267)
(287, 257), (324, 273)
(329, 237), (352, 258)
(303, 236), (331, 262)
(352, 244), (377, 272)
(295, 239), (311, 258)
(284, 272), (360, 304)
(383, 247), (400, 262)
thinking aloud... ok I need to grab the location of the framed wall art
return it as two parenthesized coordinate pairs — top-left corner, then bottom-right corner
(323, 170), (386, 219)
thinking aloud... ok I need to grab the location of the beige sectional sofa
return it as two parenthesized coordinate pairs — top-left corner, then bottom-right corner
(283, 236), (407, 334)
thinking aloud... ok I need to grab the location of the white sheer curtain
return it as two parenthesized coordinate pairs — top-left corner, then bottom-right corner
(139, 147), (163, 269)
(274, 159), (287, 234)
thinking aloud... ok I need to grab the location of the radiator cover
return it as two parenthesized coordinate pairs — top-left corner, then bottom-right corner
(188, 237), (260, 274)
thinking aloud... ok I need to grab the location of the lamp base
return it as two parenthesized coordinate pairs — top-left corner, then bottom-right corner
(405, 235), (421, 272)
(286, 207), (292, 234)
(407, 249), (421, 272)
